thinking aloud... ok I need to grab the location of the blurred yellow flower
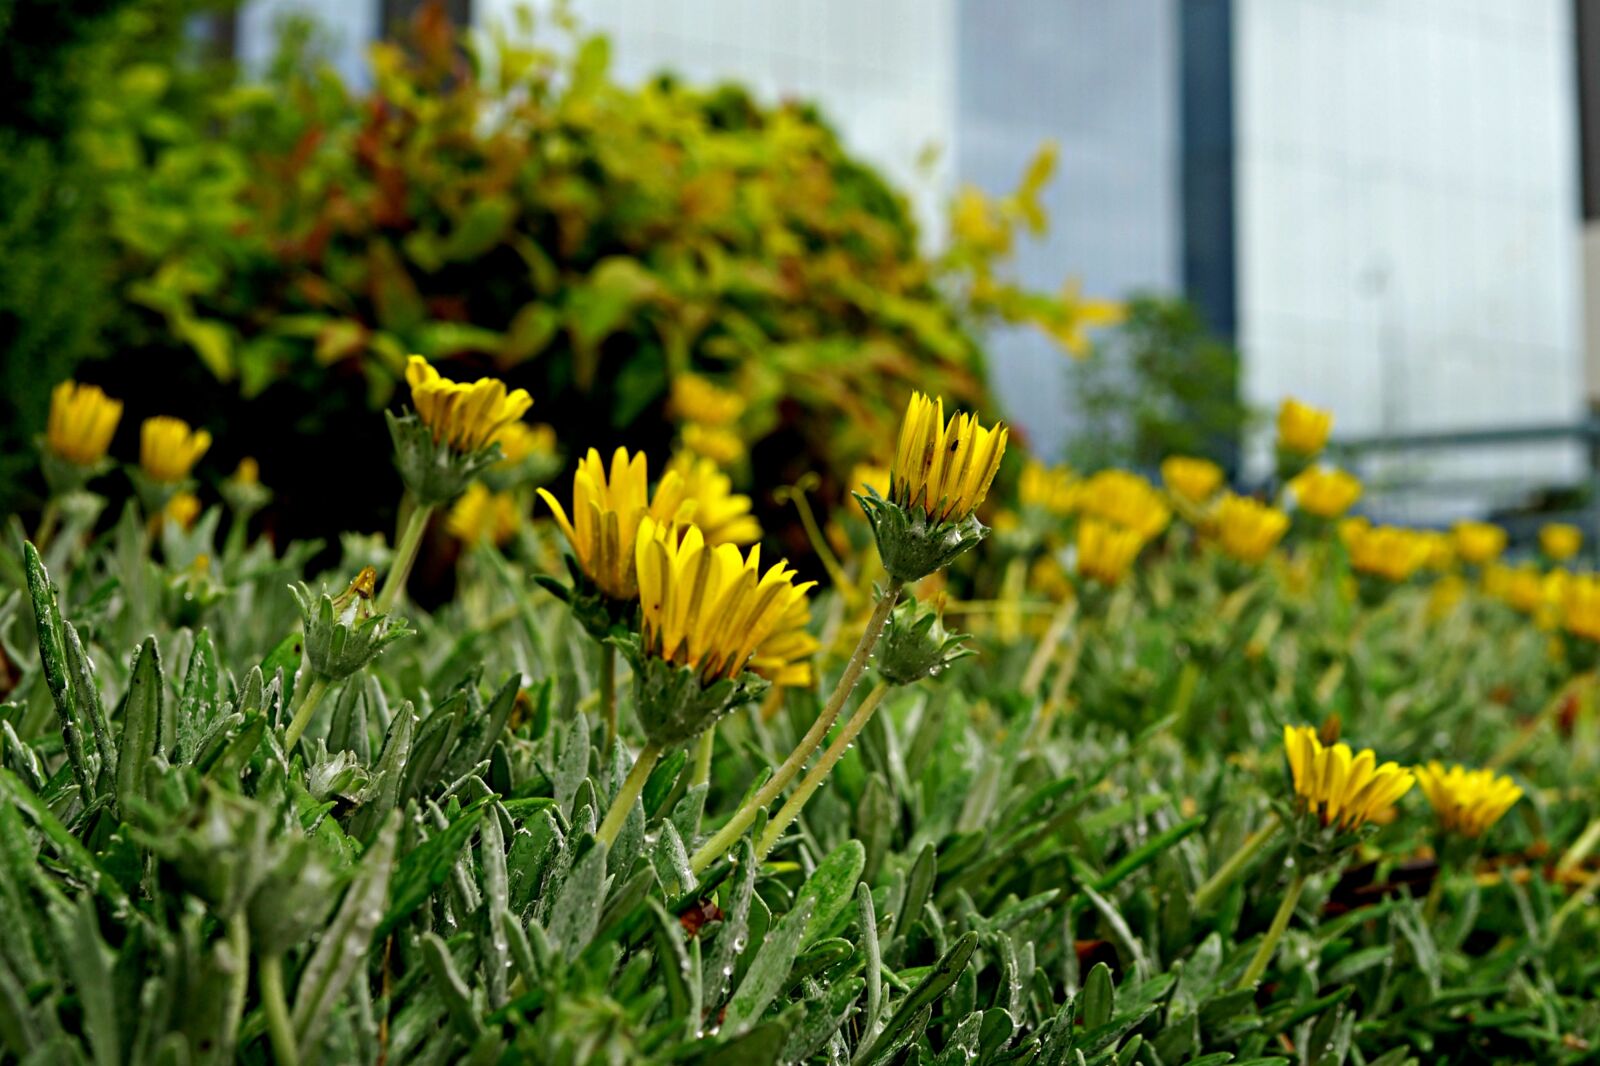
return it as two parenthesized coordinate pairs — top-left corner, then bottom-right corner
(1540, 523), (1582, 562)
(890, 392), (1008, 523)
(231, 457), (260, 486)
(1414, 763), (1522, 838)
(1498, 565), (1545, 615)
(635, 517), (815, 685)
(1560, 573), (1600, 643)
(667, 453), (761, 546)
(1160, 456), (1223, 504)
(446, 483), (520, 547)
(406, 355), (533, 454)
(671, 373), (746, 426)
(1019, 460), (1078, 515)
(47, 381), (123, 467)
(851, 463), (893, 500)
(1288, 465), (1362, 519)
(682, 423), (746, 466)
(1282, 725), (1414, 831)
(493, 422), (557, 467)
(140, 417), (212, 484)
(1276, 398), (1333, 456)
(1345, 523), (1430, 583)
(749, 592), (820, 688)
(163, 491), (201, 531)
(1076, 517), (1145, 587)
(537, 447), (691, 601)
(1048, 279), (1126, 358)
(1215, 494), (1290, 564)
(1076, 469), (1171, 540)
(1418, 530), (1456, 571)
(1453, 521), (1506, 566)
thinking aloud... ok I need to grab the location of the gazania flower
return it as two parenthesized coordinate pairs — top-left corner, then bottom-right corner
(1019, 460), (1078, 515)
(682, 422), (745, 466)
(406, 355), (532, 455)
(140, 417), (212, 483)
(1076, 469), (1171, 540)
(1453, 521), (1506, 566)
(1288, 465), (1362, 519)
(1276, 398), (1333, 456)
(1561, 573), (1600, 643)
(1215, 494), (1290, 563)
(1540, 523), (1582, 563)
(1076, 517), (1146, 586)
(1414, 762), (1522, 839)
(889, 392), (1008, 524)
(46, 381), (123, 467)
(851, 463), (893, 500)
(668, 453), (761, 545)
(232, 457), (260, 485)
(749, 592), (820, 687)
(1346, 523), (1430, 583)
(493, 422), (557, 467)
(671, 373), (745, 426)
(446, 483), (520, 547)
(1161, 456), (1223, 505)
(634, 518), (815, 686)
(163, 491), (202, 531)
(1282, 725), (1414, 831)
(538, 448), (690, 601)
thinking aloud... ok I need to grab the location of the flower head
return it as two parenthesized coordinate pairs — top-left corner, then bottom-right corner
(405, 355), (532, 455)
(1561, 573), (1600, 644)
(493, 422), (557, 467)
(1214, 494), (1289, 564)
(1414, 762), (1522, 839)
(667, 453), (761, 545)
(672, 373), (745, 426)
(851, 463), (892, 500)
(1288, 465), (1362, 519)
(1540, 522), (1582, 563)
(1019, 460), (1078, 515)
(537, 447), (690, 602)
(232, 457), (260, 485)
(446, 483), (520, 547)
(1160, 456), (1223, 505)
(1076, 469), (1171, 540)
(1277, 398), (1333, 456)
(683, 423), (745, 465)
(1346, 523), (1430, 583)
(1282, 725), (1414, 831)
(1076, 517), (1146, 587)
(749, 592), (820, 688)
(47, 381), (123, 467)
(1453, 521), (1506, 566)
(890, 392), (1008, 524)
(163, 491), (202, 531)
(140, 417), (212, 484)
(635, 518), (815, 687)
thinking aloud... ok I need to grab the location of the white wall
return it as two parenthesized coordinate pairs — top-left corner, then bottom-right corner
(1234, 0), (1585, 515)
(238, 0), (377, 88)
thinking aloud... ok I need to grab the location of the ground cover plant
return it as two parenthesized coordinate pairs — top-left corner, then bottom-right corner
(1, 365), (1599, 1066)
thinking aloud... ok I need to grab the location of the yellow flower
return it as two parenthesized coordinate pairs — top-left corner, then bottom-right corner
(851, 463), (893, 500)
(1019, 460), (1078, 515)
(446, 483), (520, 547)
(493, 422), (557, 467)
(1160, 456), (1223, 505)
(1282, 725), (1414, 831)
(634, 517), (815, 685)
(1499, 565), (1546, 615)
(1277, 398), (1333, 456)
(1414, 763), (1522, 838)
(890, 392), (1008, 523)
(1540, 523), (1582, 562)
(1076, 517), (1146, 586)
(682, 422), (746, 465)
(231, 457), (260, 485)
(405, 355), (533, 454)
(667, 453), (761, 546)
(1561, 573), (1600, 643)
(1417, 531), (1456, 572)
(537, 448), (691, 601)
(140, 417), (212, 483)
(1215, 494), (1290, 564)
(1288, 465), (1362, 519)
(47, 380), (123, 466)
(749, 592), (820, 688)
(163, 491), (201, 531)
(1076, 469), (1171, 540)
(672, 373), (745, 426)
(1453, 521), (1506, 566)
(1346, 523), (1430, 583)
(1048, 279), (1126, 359)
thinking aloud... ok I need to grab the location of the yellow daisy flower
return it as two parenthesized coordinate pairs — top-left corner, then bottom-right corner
(1453, 521), (1506, 566)
(1540, 522), (1582, 563)
(1076, 469), (1171, 540)
(405, 355), (532, 454)
(1413, 762), (1522, 839)
(1346, 523), (1430, 583)
(1019, 460), (1078, 515)
(493, 422), (557, 467)
(1160, 456), (1223, 505)
(1287, 465), (1362, 519)
(140, 417), (212, 484)
(1076, 517), (1146, 587)
(671, 373), (746, 426)
(667, 453), (761, 546)
(682, 422), (746, 466)
(1215, 494), (1290, 564)
(1277, 398), (1333, 456)
(889, 392), (1008, 524)
(1282, 725), (1414, 831)
(47, 381), (123, 467)
(446, 483), (520, 547)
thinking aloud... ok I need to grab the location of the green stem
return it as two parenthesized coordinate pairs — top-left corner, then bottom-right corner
(1422, 871), (1446, 924)
(1236, 870), (1307, 990)
(1020, 598), (1076, 697)
(597, 742), (662, 846)
(691, 726), (715, 789)
(1558, 814), (1600, 876)
(375, 502), (434, 615)
(689, 581), (902, 874)
(1193, 817), (1282, 914)
(757, 681), (890, 860)
(222, 911), (250, 1056)
(259, 953), (299, 1066)
(599, 645), (618, 755)
(35, 499), (60, 550)
(282, 675), (332, 751)
(1549, 865), (1600, 944)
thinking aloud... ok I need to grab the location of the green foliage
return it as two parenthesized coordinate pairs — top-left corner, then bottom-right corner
(1066, 295), (1252, 472)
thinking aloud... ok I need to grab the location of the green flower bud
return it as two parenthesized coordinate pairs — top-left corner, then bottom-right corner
(386, 410), (504, 508)
(854, 486), (989, 584)
(876, 596), (973, 686)
(290, 567), (410, 682)
(616, 636), (770, 749)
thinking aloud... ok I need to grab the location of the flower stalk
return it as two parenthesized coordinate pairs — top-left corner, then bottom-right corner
(596, 742), (662, 846)
(1236, 870), (1307, 990)
(377, 502), (435, 615)
(283, 675), (332, 751)
(1193, 817), (1281, 914)
(259, 952), (299, 1066)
